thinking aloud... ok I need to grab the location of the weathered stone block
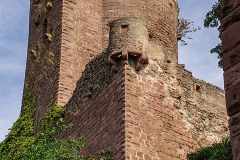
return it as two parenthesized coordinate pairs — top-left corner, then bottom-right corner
(221, 6), (240, 31)
(231, 134), (240, 160)
(221, 0), (239, 19)
(224, 62), (240, 90)
(229, 111), (240, 138)
(225, 82), (240, 116)
(223, 45), (240, 71)
(222, 21), (240, 52)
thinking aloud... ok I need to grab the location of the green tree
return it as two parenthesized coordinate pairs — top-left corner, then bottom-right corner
(204, 0), (222, 68)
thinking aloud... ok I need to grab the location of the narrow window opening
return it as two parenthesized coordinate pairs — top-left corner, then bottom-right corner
(42, 19), (48, 38)
(120, 24), (129, 33)
(234, 94), (237, 100)
(196, 85), (201, 92)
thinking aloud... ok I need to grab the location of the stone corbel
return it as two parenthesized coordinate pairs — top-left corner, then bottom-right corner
(108, 49), (149, 73)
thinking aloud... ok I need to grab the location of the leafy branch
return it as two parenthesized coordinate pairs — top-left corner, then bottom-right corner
(204, 0), (222, 68)
(178, 18), (201, 46)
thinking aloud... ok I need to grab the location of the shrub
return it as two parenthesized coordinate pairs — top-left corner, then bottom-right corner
(187, 138), (233, 160)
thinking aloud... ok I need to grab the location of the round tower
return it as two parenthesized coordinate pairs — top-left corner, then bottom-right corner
(102, 0), (179, 60)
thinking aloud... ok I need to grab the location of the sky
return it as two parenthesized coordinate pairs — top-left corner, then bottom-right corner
(0, 0), (223, 142)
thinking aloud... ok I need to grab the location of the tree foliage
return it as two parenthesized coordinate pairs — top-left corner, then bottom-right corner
(204, 0), (221, 29)
(187, 138), (232, 160)
(204, 0), (222, 68)
(178, 18), (201, 46)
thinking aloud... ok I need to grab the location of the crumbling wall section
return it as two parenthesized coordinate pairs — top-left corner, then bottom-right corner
(177, 66), (228, 147)
(123, 41), (228, 159)
(64, 52), (111, 113)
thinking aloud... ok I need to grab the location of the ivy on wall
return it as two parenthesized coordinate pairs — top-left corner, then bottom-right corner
(38, 101), (64, 133)
(0, 93), (35, 159)
(0, 93), (113, 160)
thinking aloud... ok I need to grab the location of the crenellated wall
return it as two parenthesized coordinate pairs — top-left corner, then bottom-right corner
(221, 0), (240, 159)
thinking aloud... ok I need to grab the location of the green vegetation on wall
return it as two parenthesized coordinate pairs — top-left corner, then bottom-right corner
(0, 93), (113, 160)
(187, 138), (233, 160)
(0, 93), (35, 159)
(39, 101), (65, 133)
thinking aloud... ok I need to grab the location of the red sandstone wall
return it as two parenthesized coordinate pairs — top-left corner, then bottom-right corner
(59, 0), (103, 105)
(124, 66), (198, 159)
(22, 1), (229, 159)
(58, 0), (179, 107)
(60, 68), (126, 159)
(23, 0), (63, 132)
(221, 0), (240, 159)
(23, 0), (104, 127)
(23, 0), (178, 118)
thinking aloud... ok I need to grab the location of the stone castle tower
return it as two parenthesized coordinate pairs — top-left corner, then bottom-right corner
(23, 0), (229, 159)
